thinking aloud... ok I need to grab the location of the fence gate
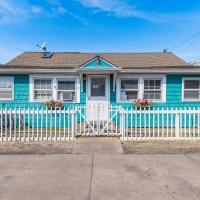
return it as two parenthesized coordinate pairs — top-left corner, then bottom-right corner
(76, 105), (121, 136)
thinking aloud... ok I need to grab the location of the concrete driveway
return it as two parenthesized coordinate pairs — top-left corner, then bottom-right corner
(0, 138), (200, 200)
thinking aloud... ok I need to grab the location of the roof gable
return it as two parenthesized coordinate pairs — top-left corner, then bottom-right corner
(80, 56), (117, 70)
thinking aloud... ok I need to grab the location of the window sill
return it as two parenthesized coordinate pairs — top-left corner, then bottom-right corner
(0, 99), (14, 101)
(117, 100), (165, 103)
(182, 100), (200, 102)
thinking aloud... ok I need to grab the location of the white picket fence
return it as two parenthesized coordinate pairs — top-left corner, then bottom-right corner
(0, 106), (200, 142)
(0, 108), (76, 142)
(121, 107), (200, 141)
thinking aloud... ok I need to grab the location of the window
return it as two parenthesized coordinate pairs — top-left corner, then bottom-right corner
(183, 79), (200, 101)
(144, 79), (162, 101)
(33, 79), (53, 101)
(90, 78), (106, 97)
(30, 76), (79, 102)
(57, 79), (76, 102)
(0, 77), (14, 100)
(120, 79), (139, 101)
(117, 76), (166, 103)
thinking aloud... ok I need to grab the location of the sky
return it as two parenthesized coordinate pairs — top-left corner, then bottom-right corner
(1, 0), (200, 64)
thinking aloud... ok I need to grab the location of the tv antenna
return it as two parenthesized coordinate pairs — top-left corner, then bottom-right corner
(36, 41), (47, 52)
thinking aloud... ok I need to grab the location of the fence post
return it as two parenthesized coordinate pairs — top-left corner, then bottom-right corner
(175, 109), (180, 139)
(120, 109), (125, 141)
(71, 108), (76, 141)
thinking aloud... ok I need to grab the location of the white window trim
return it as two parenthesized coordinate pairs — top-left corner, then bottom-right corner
(0, 76), (14, 101)
(29, 75), (80, 103)
(182, 77), (200, 102)
(117, 74), (166, 103)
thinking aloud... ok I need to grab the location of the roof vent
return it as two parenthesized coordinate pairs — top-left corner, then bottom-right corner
(163, 48), (168, 53)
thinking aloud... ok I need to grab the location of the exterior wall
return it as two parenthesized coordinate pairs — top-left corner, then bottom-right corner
(1, 74), (200, 108)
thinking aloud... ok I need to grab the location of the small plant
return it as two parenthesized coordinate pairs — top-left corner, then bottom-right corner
(134, 99), (152, 108)
(45, 100), (64, 108)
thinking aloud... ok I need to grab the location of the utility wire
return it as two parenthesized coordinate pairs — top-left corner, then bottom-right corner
(169, 29), (200, 50)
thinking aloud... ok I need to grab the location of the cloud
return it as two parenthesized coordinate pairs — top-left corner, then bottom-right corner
(0, 0), (44, 24)
(0, 0), (88, 25)
(50, 2), (89, 25)
(76, 0), (200, 23)
(31, 6), (44, 14)
(75, 0), (156, 21)
(57, 6), (89, 25)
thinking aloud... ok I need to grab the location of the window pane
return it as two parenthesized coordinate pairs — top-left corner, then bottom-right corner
(0, 77), (13, 100)
(91, 78), (105, 97)
(57, 91), (76, 101)
(121, 79), (138, 90)
(0, 81), (12, 89)
(58, 80), (75, 90)
(184, 91), (199, 99)
(34, 79), (52, 89)
(155, 80), (161, 89)
(144, 80), (161, 89)
(0, 91), (12, 99)
(34, 90), (52, 100)
(144, 91), (161, 100)
(120, 91), (138, 100)
(184, 80), (200, 89)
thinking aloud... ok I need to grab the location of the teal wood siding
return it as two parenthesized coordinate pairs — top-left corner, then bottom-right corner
(1, 74), (200, 108)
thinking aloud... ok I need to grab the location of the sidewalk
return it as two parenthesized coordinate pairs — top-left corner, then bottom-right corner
(0, 138), (200, 200)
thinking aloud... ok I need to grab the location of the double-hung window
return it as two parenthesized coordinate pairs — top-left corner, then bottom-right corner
(33, 79), (53, 100)
(144, 79), (162, 101)
(31, 76), (79, 102)
(57, 79), (76, 102)
(183, 79), (200, 101)
(117, 76), (165, 102)
(120, 79), (139, 101)
(0, 77), (14, 100)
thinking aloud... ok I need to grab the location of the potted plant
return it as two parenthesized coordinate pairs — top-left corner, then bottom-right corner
(134, 99), (152, 109)
(45, 100), (64, 109)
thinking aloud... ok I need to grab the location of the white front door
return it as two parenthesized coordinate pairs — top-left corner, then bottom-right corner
(87, 75), (109, 121)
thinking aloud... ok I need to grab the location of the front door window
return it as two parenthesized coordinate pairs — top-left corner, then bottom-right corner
(90, 78), (106, 97)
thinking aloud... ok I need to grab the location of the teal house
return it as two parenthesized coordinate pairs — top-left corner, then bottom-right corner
(0, 51), (200, 110)
(0, 51), (200, 140)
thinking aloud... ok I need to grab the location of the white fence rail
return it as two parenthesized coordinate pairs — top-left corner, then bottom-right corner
(1, 106), (200, 142)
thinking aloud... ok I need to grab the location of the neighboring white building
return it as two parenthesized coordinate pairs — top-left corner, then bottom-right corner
(191, 60), (200, 66)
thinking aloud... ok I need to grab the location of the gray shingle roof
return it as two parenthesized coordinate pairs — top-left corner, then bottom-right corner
(4, 52), (190, 69)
